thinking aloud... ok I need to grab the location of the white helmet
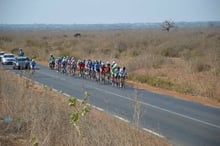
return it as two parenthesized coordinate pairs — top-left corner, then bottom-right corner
(113, 63), (117, 68)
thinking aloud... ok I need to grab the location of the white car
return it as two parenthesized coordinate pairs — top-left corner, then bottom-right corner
(1, 53), (15, 65)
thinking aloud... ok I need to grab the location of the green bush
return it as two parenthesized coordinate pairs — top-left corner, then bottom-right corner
(129, 74), (173, 89)
(174, 84), (193, 94)
(59, 49), (71, 57)
(160, 47), (184, 57)
(129, 74), (193, 94)
(10, 48), (19, 54)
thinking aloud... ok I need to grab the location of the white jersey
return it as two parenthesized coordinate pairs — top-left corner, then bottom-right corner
(119, 68), (126, 77)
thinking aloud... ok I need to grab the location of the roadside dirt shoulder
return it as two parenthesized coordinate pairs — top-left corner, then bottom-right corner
(127, 80), (220, 108)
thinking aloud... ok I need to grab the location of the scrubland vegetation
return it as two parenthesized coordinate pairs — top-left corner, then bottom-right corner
(0, 69), (170, 146)
(1, 27), (220, 145)
(0, 27), (220, 100)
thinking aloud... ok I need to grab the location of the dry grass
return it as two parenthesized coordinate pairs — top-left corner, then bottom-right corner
(0, 69), (170, 146)
(0, 27), (220, 100)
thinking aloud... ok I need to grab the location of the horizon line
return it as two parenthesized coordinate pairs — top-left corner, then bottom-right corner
(1, 20), (220, 25)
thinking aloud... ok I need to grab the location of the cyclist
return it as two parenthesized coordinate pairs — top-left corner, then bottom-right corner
(56, 57), (62, 72)
(114, 66), (120, 87)
(88, 60), (95, 79)
(105, 61), (111, 83)
(67, 57), (73, 75)
(100, 62), (106, 83)
(84, 59), (91, 78)
(78, 59), (85, 78)
(61, 57), (67, 73)
(111, 63), (117, 86)
(71, 57), (77, 76)
(49, 54), (55, 69)
(30, 59), (36, 71)
(119, 66), (127, 88)
(95, 61), (101, 82)
(18, 48), (24, 56)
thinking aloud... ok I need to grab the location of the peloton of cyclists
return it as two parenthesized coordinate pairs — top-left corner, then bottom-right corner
(48, 54), (127, 88)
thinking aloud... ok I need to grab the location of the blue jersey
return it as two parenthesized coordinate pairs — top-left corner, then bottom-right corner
(30, 61), (36, 68)
(57, 58), (62, 64)
(95, 63), (101, 70)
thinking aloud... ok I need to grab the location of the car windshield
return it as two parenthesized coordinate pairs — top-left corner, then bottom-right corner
(4, 55), (14, 58)
(17, 57), (29, 61)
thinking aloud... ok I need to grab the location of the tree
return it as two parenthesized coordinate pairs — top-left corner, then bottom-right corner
(161, 20), (175, 32)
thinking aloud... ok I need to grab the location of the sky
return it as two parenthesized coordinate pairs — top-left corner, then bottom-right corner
(0, 0), (220, 24)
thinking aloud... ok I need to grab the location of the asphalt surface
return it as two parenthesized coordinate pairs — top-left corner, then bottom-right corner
(1, 64), (220, 146)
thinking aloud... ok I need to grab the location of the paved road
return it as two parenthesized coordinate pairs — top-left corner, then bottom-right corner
(1, 64), (220, 146)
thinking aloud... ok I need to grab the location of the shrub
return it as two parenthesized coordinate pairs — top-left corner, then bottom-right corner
(10, 48), (19, 54)
(126, 55), (165, 72)
(26, 39), (48, 48)
(129, 73), (193, 94)
(0, 36), (12, 42)
(85, 48), (96, 55)
(59, 49), (71, 57)
(129, 74), (173, 89)
(160, 47), (184, 57)
(129, 49), (140, 57)
(194, 63), (211, 72)
(188, 58), (212, 73)
(174, 84), (193, 94)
